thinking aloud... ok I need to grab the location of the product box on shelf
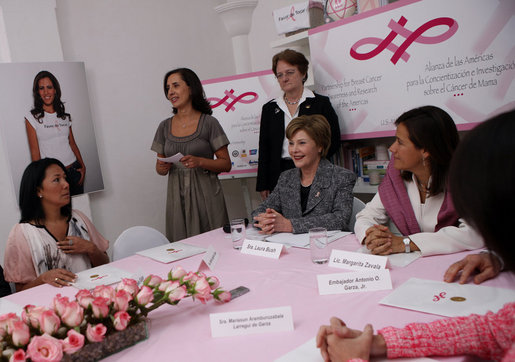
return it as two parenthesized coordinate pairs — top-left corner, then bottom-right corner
(273, 0), (325, 36)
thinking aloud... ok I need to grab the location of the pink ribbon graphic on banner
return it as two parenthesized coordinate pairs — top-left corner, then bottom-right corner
(350, 16), (458, 65)
(209, 89), (259, 112)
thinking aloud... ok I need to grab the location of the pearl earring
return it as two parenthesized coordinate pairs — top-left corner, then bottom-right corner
(39, 195), (43, 198)
(422, 157), (426, 167)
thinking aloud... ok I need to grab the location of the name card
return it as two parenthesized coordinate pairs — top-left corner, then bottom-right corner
(317, 270), (392, 295)
(200, 245), (219, 270)
(329, 249), (387, 271)
(210, 306), (294, 337)
(241, 239), (283, 259)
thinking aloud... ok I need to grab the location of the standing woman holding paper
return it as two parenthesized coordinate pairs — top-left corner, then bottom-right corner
(151, 68), (231, 242)
(25, 71), (86, 196)
(256, 49), (341, 200)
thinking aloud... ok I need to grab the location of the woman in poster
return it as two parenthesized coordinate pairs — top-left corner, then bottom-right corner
(256, 49), (341, 200)
(25, 70), (86, 196)
(151, 68), (231, 242)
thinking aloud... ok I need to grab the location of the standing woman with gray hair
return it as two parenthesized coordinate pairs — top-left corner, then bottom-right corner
(256, 49), (341, 200)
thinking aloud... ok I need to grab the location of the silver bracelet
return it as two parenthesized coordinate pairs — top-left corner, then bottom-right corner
(480, 250), (505, 271)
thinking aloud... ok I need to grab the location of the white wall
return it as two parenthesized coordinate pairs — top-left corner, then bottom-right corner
(0, 0), (306, 259)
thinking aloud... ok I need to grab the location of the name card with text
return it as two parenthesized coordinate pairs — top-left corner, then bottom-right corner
(317, 270), (392, 295)
(200, 245), (219, 270)
(241, 239), (283, 259)
(210, 306), (294, 337)
(329, 250), (387, 271)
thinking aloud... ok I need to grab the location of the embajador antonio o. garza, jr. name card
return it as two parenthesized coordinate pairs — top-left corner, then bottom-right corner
(317, 269), (392, 295)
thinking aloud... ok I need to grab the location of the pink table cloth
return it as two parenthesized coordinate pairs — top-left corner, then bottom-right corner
(6, 228), (515, 361)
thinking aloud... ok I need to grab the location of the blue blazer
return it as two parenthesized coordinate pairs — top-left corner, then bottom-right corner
(252, 159), (356, 233)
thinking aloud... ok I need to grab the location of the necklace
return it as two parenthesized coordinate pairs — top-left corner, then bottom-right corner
(284, 94), (301, 105)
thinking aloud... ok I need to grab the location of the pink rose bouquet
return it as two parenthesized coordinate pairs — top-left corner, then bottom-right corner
(0, 267), (230, 361)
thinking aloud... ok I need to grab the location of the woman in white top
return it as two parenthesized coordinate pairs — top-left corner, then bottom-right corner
(354, 106), (483, 256)
(25, 70), (86, 196)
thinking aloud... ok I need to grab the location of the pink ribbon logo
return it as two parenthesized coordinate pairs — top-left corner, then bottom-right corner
(209, 89), (259, 112)
(350, 16), (459, 65)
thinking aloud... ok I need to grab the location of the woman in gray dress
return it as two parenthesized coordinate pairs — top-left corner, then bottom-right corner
(151, 68), (231, 242)
(252, 115), (355, 234)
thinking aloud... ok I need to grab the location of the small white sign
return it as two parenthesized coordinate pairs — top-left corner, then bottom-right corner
(329, 249), (387, 271)
(200, 245), (219, 270)
(317, 270), (392, 295)
(210, 306), (294, 337)
(241, 239), (283, 259)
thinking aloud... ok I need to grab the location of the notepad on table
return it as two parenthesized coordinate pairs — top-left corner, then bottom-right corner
(136, 242), (206, 263)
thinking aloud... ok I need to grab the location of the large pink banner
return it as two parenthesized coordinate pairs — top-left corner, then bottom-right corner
(309, 0), (515, 139)
(202, 71), (281, 178)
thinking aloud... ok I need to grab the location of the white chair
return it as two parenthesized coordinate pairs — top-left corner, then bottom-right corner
(112, 226), (169, 261)
(349, 197), (366, 232)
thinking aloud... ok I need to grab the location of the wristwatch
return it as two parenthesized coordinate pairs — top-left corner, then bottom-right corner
(402, 237), (411, 253)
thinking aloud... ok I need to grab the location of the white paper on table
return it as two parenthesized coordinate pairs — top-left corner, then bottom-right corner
(356, 245), (421, 267)
(136, 242), (206, 263)
(275, 337), (437, 362)
(0, 298), (23, 316)
(157, 152), (184, 163)
(72, 265), (133, 290)
(266, 231), (351, 249)
(380, 277), (515, 317)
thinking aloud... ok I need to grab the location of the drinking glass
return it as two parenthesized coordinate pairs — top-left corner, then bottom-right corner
(231, 218), (246, 250)
(309, 227), (329, 264)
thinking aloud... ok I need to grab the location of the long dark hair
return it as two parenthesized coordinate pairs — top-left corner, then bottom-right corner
(163, 68), (212, 115)
(395, 106), (458, 196)
(450, 110), (515, 271)
(30, 71), (71, 122)
(19, 158), (72, 224)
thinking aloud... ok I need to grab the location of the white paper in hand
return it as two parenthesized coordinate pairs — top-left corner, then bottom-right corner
(380, 277), (515, 317)
(157, 152), (184, 163)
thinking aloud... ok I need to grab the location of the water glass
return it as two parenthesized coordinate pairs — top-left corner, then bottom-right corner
(231, 218), (246, 250)
(309, 227), (329, 264)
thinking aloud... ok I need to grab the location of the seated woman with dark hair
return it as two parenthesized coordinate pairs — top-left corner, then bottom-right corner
(354, 106), (483, 256)
(316, 110), (515, 362)
(4, 158), (109, 291)
(252, 115), (355, 234)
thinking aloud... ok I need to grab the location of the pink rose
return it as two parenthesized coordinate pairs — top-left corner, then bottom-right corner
(113, 289), (132, 312)
(113, 311), (131, 331)
(168, 266), (187, 281)
(39, 309), (60, 335)
(86, 323), (107, 343)
(92, 285), (115, 301)
(182, 272), (199, 283)
(75, 289), (94, 309)
(52, 294), (69, 317)
(164, 282), (187, 302)
(158, 280), (172, 292)
(143, 274), (163, 288)
(22, 306), (45, 329)
(0, 312), (20, 331)
(10, 349), (26, 362)
(91, 297), (110, 319)
(135, 286), (154, 306)
(116, 278), (139, 297)
(11, 320), (30, 347)
(60, 301), (84, 328)
(194, 277), (211, 297)
(207, 276), (220, 290)
(27, 334), (63, 362)
(215, 290), (232, 303)
(61, 329), (84, 354)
